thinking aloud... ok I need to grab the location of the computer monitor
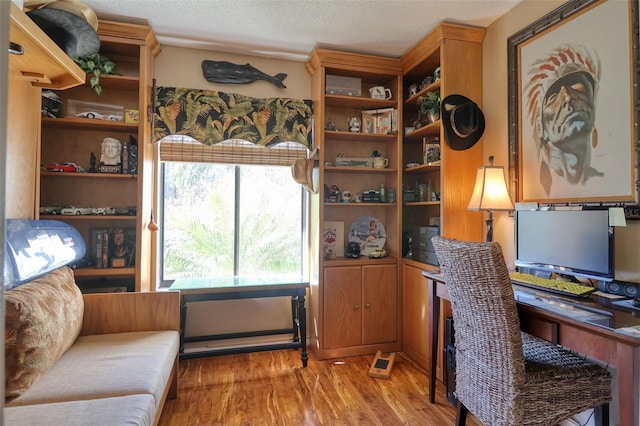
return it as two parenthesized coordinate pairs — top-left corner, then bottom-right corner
(514, 209), (614, 282)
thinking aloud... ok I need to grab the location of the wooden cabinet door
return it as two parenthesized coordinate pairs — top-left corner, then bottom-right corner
(402, 264), (430, 369)
(324, 266), (362, 349)
(362, 264), (397, 345)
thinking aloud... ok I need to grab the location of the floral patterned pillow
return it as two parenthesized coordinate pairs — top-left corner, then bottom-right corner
(5, 266), (83, 402)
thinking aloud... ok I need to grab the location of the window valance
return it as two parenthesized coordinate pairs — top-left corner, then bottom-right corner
(153, 86), (313, 149)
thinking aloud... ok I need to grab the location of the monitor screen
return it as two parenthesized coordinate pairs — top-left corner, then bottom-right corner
(514, 209), (614, 282)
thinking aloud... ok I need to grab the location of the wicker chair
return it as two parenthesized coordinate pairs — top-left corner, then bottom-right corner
(431, 236), (612, 426)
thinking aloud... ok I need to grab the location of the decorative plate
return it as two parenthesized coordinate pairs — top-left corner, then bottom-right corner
(348, 216), (386, 256)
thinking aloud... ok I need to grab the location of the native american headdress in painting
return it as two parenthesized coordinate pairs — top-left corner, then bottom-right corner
(523, 44), (602, 194)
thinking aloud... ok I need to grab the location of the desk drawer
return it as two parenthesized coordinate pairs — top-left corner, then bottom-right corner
(519, 311), (558, 344)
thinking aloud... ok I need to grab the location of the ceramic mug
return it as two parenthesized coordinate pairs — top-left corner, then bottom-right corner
(369, 86), (392, 100)
(373, 157), (389, 168)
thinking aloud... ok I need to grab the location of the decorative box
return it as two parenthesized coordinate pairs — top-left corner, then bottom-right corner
(67, 100), (124, 122)
(326, 75), (361, 96)
(124, 109), (139, 123)
(362, 190), (381, 202)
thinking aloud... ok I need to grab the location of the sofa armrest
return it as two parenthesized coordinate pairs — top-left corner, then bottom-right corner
(80, 291), (180, 336)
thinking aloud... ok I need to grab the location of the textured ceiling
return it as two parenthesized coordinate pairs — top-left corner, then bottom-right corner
(81, 0), (523, 62)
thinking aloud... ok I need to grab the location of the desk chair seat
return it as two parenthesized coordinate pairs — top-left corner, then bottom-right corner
(431, 236), (611, 426)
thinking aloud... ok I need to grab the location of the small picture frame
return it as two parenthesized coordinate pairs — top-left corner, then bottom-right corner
(377, 109), (393, 134)
(423, 137), (441, 165)
(362, 111), (377, 134)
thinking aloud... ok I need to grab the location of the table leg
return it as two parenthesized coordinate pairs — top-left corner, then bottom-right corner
(179, 296), (187, 354)
(298, 294), (308, 367)
(428, 278), (440, 404)
(291, 296), (300, 343)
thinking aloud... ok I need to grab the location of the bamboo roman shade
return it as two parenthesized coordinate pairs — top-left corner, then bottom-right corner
(158, 136), (309, 166)
(153, 86), (313, 165)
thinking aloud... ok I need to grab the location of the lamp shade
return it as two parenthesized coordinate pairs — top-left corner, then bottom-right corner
(467, 165), (514, 211)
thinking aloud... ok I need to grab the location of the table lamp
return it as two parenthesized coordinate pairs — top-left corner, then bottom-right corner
(467, 156), (514, 242)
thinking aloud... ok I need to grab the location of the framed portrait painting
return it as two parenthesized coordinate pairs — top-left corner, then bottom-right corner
(507, 0), (640, 204)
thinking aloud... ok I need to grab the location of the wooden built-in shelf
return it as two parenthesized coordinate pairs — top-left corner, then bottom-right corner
(402, 257), (439, 271)
(90, 74), (140, 90)
(325, 130), (397, 142)
(405, 201), (440, 206)
(73, 267), (135, 277)
(323, 256), (398, 267)
(325, 94), (397, 109)
(324, 166), (397, 174)
(40, 215), (136, 221)
(405, 164), (440, 173)
(40, 172), (138, 180)
(324, 202), (396, 207)
(404, 80), (442, 106)
(405, 121), (440, 140)
(41, 116), (139, 131)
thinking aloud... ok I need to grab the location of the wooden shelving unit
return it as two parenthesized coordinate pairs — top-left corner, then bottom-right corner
(400, 22), (486, 373)
(306, 48), (403, 360)
(37, 21), (159, 293)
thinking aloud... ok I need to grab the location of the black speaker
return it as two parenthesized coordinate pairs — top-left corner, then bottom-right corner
(598, 281), (640, 298)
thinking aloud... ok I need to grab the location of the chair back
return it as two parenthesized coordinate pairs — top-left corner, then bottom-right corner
(431, 236), (526, 423)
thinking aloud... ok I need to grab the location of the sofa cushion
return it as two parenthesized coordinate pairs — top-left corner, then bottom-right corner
(6, 330), (179, 409)
(4, 394), (156, 426)
(5, 266), (83, 402)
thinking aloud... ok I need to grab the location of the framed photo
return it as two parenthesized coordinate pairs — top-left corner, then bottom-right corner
(362, 111), (378, 134)
(376, 108), (394, 134)
(507, 0), (639, 204)
(423, 136), (441, 165)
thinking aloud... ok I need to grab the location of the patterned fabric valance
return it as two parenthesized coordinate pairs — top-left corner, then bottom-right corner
(153, 86), (313, 148)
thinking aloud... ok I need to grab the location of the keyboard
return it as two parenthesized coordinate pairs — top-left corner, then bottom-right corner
(510, 272), (596, 298)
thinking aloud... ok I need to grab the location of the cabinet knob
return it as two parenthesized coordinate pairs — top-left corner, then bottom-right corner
(365, 303), (372, 309)
(354, 305), (360, 310)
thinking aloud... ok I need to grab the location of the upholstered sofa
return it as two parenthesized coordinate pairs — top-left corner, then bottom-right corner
(4, 266), (180, 426)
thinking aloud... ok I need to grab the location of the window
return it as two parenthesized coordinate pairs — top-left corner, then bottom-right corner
(160, 162), (305, 285)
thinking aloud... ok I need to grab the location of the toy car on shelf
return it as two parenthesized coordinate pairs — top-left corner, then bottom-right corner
(91, 207), (116, 215)
(61, 206), (93, 216)
(42, 162), (85, 173)
(368, 249), (387, 259)
(114, 206), (137, 216)
(39, 205), (63, 215)
(75, 111), (123, 121)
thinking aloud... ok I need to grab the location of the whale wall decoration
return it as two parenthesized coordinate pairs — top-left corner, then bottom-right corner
(202, 60), (287, 88)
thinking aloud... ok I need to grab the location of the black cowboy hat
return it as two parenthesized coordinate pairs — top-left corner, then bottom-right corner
(27, 0), (99, 58)
(441, 94), (485, 151)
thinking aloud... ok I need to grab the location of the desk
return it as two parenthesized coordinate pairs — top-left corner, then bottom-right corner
(424, 271), (640, 426)
(169, 277), (309, 367)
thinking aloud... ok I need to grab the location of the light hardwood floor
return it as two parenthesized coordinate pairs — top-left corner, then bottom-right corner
(158, 349), (481, 425)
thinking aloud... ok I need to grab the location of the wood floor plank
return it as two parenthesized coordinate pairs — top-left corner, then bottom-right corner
(159, 349), (481, 426)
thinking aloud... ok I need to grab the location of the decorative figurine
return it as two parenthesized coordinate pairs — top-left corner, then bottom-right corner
(348, 116), (361, 132)
(99, 137), (122, 173)
(88, 152), (97, 173)
(100, 137), (122, 165)
(111, 228), (127, 268)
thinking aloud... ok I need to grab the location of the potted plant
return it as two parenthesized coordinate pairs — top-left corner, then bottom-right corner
(418, 90), (441, 124)
(73, 53), (118, 96)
